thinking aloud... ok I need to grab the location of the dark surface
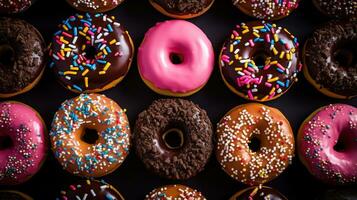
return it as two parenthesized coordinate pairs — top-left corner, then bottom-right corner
(0, 0), (356, 199)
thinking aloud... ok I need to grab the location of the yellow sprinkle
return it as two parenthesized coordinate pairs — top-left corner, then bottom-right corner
(103, 49), (108, 55)
(63, 48), (72, 52)
(79, 31), (86, 37)
(83, 26), (89, 33)
(253, 32), (260, 38)
(235, 54), (240, 60)
(268, 77), (279, 83)
(110, 39), (117, 45)
(97, 52), (103, 57)
(274, 34), (279, 42)
(286, 52), (291, 60)
(230, 44), (233, 52)
(84, 77), (89, 88)
(86, 36), (91, 41)
(229, 61), (234, 65)
(86, 180), (91, 185)
(82, 69), (89, 76)
(270, 61), (278, 65)
(60, 37), (69, 44)
(242, 25), (249, 29)
(104, 63), (111, 71)
(77, 15), (83, 19)
(272, 47), (278, 55)
(64, 71), (77, 75)
(60, 50), (65, 57)
(81, 45), (86, 51)
(269, 87), (276, 95)
(244, 62), (248, 68)
(67, 85), (72, 90)
(62, 25), (69, 31)
(279, 51), (285, 59)
(99, 71), (106, 75)
(242, 29), (249, 34)
(235, 68), (242, 71)
(231, 34), (234, 39)
(284, 28), (292, 35)
(291, 48), (296, 53)
(70, 66), (79, 71)
(253, 26), (264, 29)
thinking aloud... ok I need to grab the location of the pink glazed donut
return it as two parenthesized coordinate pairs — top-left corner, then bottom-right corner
(138, 20), (214, 97)
(0, 102), (47, 185)
(298, 104), (357, 185)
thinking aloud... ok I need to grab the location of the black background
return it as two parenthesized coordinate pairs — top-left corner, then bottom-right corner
(1, 0), (356, 199)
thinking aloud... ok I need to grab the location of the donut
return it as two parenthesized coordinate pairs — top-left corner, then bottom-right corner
(149, 0), (215, 19)
(219, 21), (301, 102)
(57, 180), (124, 200)
(297, 104), (357, 185)
(145, 185), (206, 200)
(0, 0), (35, 14)
(49, 13), (134, 93)
(229, 186), (287, 200)
(232, 0), (300, 20)
(0, 191), (32, 200)
(216, 103), (295, 185)
(50, 93), (130, 177)
(312, 0), (356, 19)
(0, 18), (46, 98)
(138, 20), (214, 97)
(303, 20), (357, 99)
(66, 0), (124, 13)
(0, 101), (47, 185)
(316, 188), (357, 200)
(134, 99), (213, 180)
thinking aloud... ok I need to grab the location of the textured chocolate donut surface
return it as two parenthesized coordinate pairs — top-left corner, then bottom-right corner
(134, 98), (213, 180)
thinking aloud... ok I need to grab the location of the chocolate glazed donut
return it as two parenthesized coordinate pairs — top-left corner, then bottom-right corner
(149, 0), (215, 19)
(303, 20), (357, 99)
(230, 186), (287, 200)
(0, 0), (36, 14)
(134, 99), (213, 180)
(0, 18), (46, 98)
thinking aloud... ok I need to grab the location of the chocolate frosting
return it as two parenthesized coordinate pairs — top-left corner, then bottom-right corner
(220, 21), (301, 101)
(66, 0), (124, 13)
(230, 186), (287, 200)
(0, 18), (45, 94)
(0, 191), (31, 200)
(58, 180), (124, 200)
(50, 13), (134, 92)
(316, 188), (357, 200)
(0, 0), (35, 14)
(313, 0), (356, 19)
(304, 20), (357, 97)
(151, 0), (214, 15)
(134, 98), (213, 180)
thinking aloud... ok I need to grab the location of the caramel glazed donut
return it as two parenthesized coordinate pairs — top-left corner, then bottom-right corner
(134, 99), (213, 180)
(216, 103), (295, 185)
(50, 94), (130, 177)
(145, 185), (206, 200)
(303, 20), (357, 99)
(0, 17), (46, 98)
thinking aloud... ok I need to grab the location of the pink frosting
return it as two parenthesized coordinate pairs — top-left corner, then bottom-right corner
(0, 102), (47, 185)
(138, 20), (214, 94)
(298, 104), (357, 185)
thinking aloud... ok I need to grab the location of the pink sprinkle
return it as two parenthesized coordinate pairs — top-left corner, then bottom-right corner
(277, 63), (285, 70)
(233, 30), (239, 37)
(266, 34), (271, 42)
(69, 185), (76, 191)
(269, 92), (276, 98)
(258, 76), (263, 84)
(249, 39), (255, 47)
(285, 43), (290, 49)
(264, 65), (271, 70)
(62, 32), (73, 38)
(248, 90), (254, 100)
(97, 27), (102, 33)
(236, 78), (242, 87)
(265, 82), (272, 87)
(243, 70), (251, 75)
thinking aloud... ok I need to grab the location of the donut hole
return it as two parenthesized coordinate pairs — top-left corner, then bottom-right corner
(333, 40), (356, 68)
(81, 128), (99, 144)
(162, 128), (184, 150)
(0, 135), (13, 150)
(252, 50), (271, 67)
(169, 52), (184, 64)
(333, 130), (350, 152)
(0, 45), (15, 67)
(248, 136), (261, 152)
(84, 46), (97, 60)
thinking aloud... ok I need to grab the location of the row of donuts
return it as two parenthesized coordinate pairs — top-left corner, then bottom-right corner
(2, 0), (356, 20)
(0, 14), (356, 101)
(0, 96), (356, 195)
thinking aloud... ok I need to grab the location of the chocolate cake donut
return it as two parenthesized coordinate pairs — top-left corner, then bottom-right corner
(313, 0), (356, 19)
(303, 20), (357, 99)
(0, 18), (46, 98)
(149, 0), (215, 19)
(57, 180), (124, 200)
(0, 0), (36, 14)
(134, 99), (213, 180)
